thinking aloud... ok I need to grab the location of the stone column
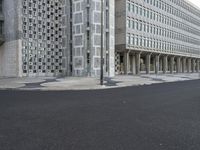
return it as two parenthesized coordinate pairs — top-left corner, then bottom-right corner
(152, 57), (155, 72)
(180, 58), (183, 73)
(155, 55), (159, 74)
(146, 54), (151, 74)
(182, 57), (186, 73)
(192, 59), (196, 73)
(132, 55), (136, 75)
(124, 51), (129, 74)
(187, 58), (191, 73)
(136, 53), (141, 75)
(170, 56), (174, 74)
(159, 58), (163, 72)
(197, 59), (200, 73)
(176, 57), (181, 73)
(163, 56), (168, 74)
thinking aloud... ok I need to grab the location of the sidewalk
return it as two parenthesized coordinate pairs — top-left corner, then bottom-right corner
(0, 73), (199, 91)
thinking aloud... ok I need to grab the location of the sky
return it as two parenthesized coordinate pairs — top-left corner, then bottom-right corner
(187, 0), (200, 9)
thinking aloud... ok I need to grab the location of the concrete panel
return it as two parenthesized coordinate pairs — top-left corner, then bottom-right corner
(0, 40), (22, 77)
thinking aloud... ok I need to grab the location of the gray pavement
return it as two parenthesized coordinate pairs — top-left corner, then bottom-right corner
(0, 73), (199, 90)
(0, 80), (200, 150)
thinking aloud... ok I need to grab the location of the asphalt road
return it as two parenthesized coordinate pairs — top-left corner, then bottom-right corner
(0, 80), (200, 150)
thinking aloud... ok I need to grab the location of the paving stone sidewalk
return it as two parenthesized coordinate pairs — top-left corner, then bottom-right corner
(0, 73), (199, 91)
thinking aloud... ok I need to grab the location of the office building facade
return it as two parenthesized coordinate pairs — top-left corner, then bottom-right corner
(0, 0), (65, 77)
(1, 0), (200, 78)
(0, 0), (115, 77)
(115, 0), (200, 75)
(67, 0), (115, 77)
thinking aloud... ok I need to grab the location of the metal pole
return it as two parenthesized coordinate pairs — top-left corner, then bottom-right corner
(100, 0), (104, 85)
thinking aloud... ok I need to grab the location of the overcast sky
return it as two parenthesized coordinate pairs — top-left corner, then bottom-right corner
(187, 0), (200, 9)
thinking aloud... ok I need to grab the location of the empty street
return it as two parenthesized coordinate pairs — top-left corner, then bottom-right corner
(0, 80), (200, 150)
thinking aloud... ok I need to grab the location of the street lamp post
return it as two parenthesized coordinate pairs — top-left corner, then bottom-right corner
(100, 0), (104, 85)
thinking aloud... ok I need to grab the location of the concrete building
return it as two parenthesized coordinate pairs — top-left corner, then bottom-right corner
(1, 0), (200, 78)
(115, 0), (200, 75)
(0, 0), (115, 77)
(66, 0), (115, 77)
(0, 0), (65, 77)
